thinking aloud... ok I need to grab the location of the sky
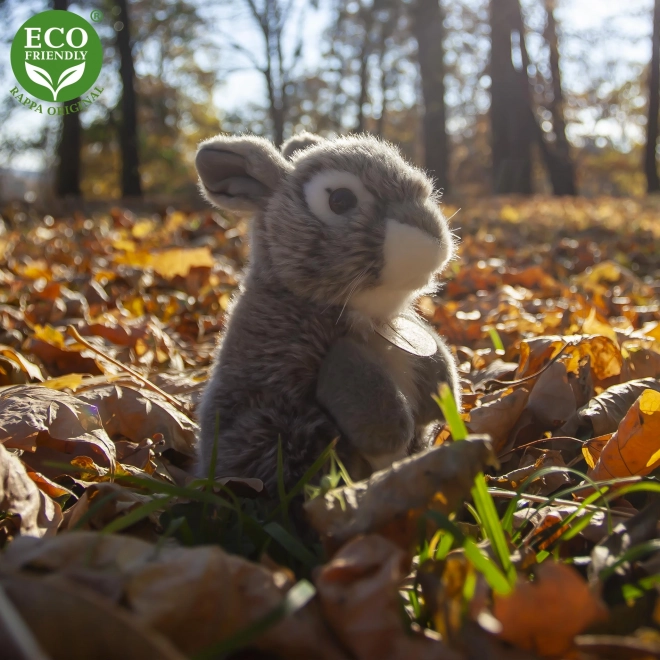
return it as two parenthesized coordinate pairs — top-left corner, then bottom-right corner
(0, 0), (655, 171)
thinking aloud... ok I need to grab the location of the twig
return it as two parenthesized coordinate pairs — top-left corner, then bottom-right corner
(483, 341), (571, 391)
(487, 486), (636, 519)
(498, 435), (584, 460)
(66, 326), (190, 416)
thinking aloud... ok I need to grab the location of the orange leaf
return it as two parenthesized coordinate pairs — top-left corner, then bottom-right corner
(588, 389), (660, 481)
(493, 561), (607, 656)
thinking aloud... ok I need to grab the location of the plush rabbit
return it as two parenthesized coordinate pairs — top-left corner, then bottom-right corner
(194, 132), (461, 494)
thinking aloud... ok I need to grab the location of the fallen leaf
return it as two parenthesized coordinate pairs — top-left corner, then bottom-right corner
(526, 361), (576, 429)
(305, 436), (495, 551)
(2, 532), (347, 658)
(467, 388), (529, 453)
(61, 482), (160, 535)
(76, 385), (196, 457)
(588, 389), (660, 481)
(316, 535), (460, 660)
(0, 345), (44, 385)
(570, 377), (660, 437)
(0, 385), (116, 478)
(0, 572), (185, 660)
(493, 561), (607, 656)
(0, 444), (61, 539)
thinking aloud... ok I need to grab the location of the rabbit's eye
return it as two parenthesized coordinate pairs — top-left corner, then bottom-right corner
(328, 188), (358, 214)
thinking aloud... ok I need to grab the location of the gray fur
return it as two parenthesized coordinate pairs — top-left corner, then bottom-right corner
(281, 131), (327, 159)
(195, 132), (461, 494)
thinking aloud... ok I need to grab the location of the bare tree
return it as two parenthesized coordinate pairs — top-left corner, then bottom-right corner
(646, 0), (660, 192)
(53, 0), (81, 197)
(226, 1), (307, 146)
(115, 0), (142, 197)
(540, 0), (576, 195)
(490, 0), (534, 194)
(354, 2), (376, 133)
(412, 0), (450, 193)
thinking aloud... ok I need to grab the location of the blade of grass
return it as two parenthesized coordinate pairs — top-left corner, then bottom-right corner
(501, 466), (613, 537)
(101, 495), (172, 535)
(463, 538), (512, 595)
(436, 383), (515, 586)
(276, 436), (289, 524)
(435, 532), (454, 560)
(262, 522), (318, 568)
(433, 383), (468, 441)
(201, 413), (221, 539)
(192, 579), (316, 660)
(488, 327), (505, 352)
(71, 491), (123, 530)
(268, 439), (336, 519)
(599, 539), (660, 581)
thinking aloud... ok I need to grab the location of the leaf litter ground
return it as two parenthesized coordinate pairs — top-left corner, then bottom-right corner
(0, 196), (659, 659)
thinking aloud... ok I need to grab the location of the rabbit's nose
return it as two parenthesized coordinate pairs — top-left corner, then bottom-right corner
(380, 219), (447, 290)
(388, 202), (444, 241)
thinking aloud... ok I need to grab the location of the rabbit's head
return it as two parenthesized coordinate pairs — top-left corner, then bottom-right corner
(195, 133), (455, 321)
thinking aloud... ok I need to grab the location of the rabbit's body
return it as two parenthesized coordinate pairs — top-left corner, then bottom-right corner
(195, 133), (460, 493)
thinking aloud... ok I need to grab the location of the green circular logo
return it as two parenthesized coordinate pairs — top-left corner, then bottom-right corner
(10, 10), (103, 103)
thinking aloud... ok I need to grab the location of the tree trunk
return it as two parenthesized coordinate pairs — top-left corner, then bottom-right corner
(53, 0), (80, 197)
(646, 0), (660, 192)
(355, 4), (375, 133)
(115, 0), (142, 197)
(490, 0), (533, 194)
(542, 0), (576, 195)
(412, 0), (450, 194)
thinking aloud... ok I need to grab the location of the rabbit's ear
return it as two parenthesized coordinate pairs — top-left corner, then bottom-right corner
(196, 135), (291, 212)
(281, 132), (326, 159)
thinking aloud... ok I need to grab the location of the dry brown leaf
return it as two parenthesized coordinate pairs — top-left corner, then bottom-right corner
(316, 535), (460, 660)
(77, 385), (196, 457)
(0, 345), (44, 385)
(2, 532), (347, 659)
(61, 482), (160, 534)
(305, 436), (495, 551)
(493, 561), (608, 656)
(467, 387), (529, 453)
(0, 572), (185, 660)
(588, 389), (660, 481)
(621, 343), (660, 380)
(0, 444), (61, 538)
(526, 361), (577, 429)
(0, 385), (116, 478)
(574, 377), (660, 437)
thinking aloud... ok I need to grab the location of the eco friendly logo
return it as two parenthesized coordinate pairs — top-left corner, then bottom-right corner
(10, 10), (103, 103)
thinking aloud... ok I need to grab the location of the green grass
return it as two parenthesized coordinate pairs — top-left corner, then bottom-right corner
(434, 383), (516, 593)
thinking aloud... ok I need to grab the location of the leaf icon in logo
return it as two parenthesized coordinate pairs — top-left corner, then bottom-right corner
(25, 63), (56, 100)
(24, 62), (86, 102)
(55, 63), (85, 100)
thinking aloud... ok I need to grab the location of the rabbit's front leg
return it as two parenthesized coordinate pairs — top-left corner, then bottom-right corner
(316, 337), (414, 472)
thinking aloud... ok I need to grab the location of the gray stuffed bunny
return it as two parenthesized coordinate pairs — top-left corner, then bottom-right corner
(194, 131), (461, 494)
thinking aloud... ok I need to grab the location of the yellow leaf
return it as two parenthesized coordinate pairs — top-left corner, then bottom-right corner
(33, 324), (66, 348)
(41, 373), (86, 391)
(640, 389), (660, 414)
(132, 219), (157, 239)
(112, 238), (137, 252)
(151, 247), (214, 279)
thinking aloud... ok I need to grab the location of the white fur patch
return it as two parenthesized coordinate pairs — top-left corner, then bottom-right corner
(304, 170), (374, 224)
(350, 219), (447, 320)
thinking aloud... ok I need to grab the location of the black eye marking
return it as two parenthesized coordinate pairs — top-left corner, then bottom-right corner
(328, 187), (358, 215)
